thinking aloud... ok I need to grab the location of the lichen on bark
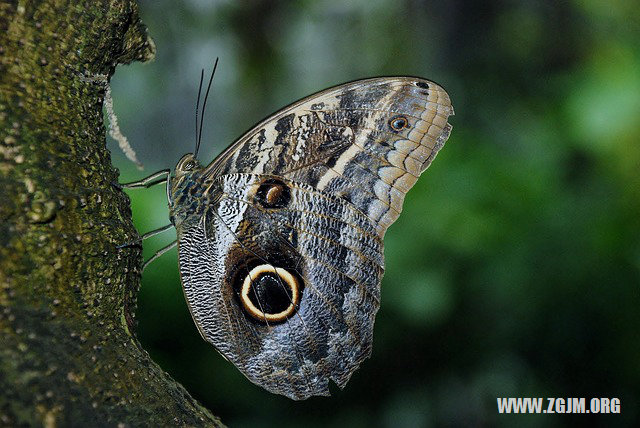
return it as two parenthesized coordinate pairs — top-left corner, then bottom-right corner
(0, 1), (222, 425)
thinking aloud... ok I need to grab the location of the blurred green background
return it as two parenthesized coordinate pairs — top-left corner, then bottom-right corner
(110, 0), (640, 426)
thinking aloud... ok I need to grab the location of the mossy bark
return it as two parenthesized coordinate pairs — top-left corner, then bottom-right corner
(0, 1), (222, 426)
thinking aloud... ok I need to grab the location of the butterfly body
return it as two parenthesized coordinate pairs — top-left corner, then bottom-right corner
(167, 77), (453, 400)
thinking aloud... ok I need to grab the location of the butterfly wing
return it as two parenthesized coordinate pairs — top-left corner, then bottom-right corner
(174, 77), (453, 399)
(204, 77), (453, 237)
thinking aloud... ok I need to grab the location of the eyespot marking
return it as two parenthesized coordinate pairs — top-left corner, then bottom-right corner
(255, 178), (291, 209)
(389, 115), (409, 131)
(240, 264), (300, 323)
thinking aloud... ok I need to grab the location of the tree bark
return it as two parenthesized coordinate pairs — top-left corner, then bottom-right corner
(0, 1), (222, 425)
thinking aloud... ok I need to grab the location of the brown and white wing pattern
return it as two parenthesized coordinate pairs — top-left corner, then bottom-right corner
(170, 77), (453, 400)
(205, 77), (453, 237)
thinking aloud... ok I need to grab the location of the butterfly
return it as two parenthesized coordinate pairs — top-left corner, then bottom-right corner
(125, 68), (453, 400)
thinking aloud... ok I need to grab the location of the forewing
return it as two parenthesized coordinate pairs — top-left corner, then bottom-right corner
(204, 76), (454, 236)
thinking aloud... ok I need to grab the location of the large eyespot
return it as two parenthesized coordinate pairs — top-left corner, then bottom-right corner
(389, 115), (409, 131)
(240, 264), (300, 323)
(255, 179), (291, 209)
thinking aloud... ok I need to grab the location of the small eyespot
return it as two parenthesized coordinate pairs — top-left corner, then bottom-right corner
(415, 81), (429, 89)
(240, 264), (300, 323)
(256, 179), (291, 209)
(183, 160), (196, 170)
(389, 115), (409, 131)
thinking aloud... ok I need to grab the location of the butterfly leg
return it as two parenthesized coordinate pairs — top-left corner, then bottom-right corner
(116, 223), (174, 249)
(140, 223), (174, 240)
(121, 169), (170, 189)
(142, 240), (177, 272)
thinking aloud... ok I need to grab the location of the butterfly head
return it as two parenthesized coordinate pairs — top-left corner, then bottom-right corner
(174, 153), (202, 177)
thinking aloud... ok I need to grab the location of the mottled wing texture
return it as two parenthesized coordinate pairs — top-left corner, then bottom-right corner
(205, 77), (453, 237)
(173, 77), (453, 400)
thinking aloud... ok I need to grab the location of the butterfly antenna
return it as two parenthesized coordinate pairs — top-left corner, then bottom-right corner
(194, 69), (205, 156)
(195, 57), (219, 159)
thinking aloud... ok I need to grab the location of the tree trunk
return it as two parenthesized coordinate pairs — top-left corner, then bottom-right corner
(0, 1), (222, 425)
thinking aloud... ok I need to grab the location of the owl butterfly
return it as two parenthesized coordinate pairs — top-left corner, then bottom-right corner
(129, 73), (453, 400)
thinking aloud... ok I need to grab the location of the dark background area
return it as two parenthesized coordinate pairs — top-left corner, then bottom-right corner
(109, 1), (640, 426)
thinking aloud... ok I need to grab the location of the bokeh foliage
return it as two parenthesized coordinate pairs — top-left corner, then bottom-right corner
(110, 0), (640, 426)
